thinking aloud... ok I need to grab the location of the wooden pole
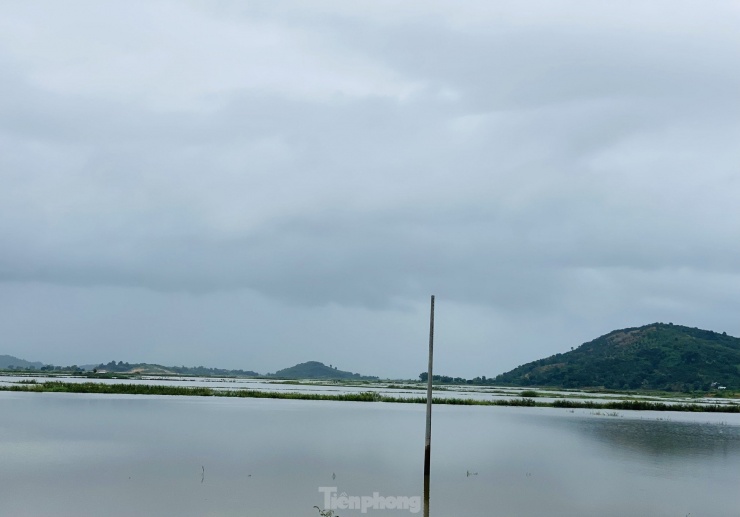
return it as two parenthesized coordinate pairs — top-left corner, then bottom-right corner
(423, 474), (430, 517)
(424, 295), (434, 476)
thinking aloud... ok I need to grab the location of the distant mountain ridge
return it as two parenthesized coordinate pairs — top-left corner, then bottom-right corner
(495, 323), (740, 391)
(0, 354), (44, 369)
(93, 361), (259, 377)
(1, 355), (377, 380)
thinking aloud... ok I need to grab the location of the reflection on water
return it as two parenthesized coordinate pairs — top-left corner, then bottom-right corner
(0, 392), (738, 517)
(570, 415), (740, 461)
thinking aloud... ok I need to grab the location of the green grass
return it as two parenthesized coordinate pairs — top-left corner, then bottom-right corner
(550, 398), (738, 412)
(519, 390), (540, 397)
(2, 381), (739, 413)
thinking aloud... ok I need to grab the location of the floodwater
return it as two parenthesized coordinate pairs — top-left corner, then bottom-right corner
(3, 374), (737, 407)
(1, 391), (738, 517)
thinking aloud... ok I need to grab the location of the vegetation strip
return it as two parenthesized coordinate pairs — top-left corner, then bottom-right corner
(2, 381), (739, 413)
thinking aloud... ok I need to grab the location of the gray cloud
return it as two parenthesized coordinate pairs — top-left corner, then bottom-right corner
(1, 1), (739, 377)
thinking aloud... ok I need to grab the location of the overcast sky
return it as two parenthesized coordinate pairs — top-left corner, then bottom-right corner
(1, 1), (739, 378)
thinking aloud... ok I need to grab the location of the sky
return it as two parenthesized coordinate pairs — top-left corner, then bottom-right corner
(1, 1), (739, 379)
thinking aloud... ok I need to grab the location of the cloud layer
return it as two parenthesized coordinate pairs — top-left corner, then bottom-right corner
(1, 1), (739, 377)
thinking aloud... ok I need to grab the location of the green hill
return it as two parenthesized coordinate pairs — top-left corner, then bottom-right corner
(494, 323), (740, 391)
(270, 361), (377, 380)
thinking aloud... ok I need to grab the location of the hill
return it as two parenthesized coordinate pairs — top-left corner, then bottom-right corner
(494, 323), (740, 391)
(270, 361), (377, 380)
(0, 354), (44, 370)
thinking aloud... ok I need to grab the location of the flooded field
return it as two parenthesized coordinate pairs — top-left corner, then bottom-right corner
(1, 390), (739, 516)
(2, 373), (737, 408)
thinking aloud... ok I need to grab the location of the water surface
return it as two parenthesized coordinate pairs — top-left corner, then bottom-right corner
(1, 392), (738, 516)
